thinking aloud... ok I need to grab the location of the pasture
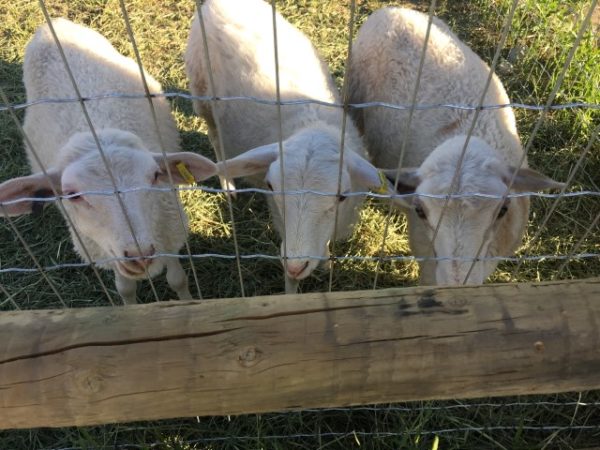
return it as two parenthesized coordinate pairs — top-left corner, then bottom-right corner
(0, 0), (598, 448)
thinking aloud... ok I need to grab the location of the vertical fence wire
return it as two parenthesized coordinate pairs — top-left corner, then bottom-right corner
(194, 0), (246, 297)
(328, 0), (357, 292)
(0, 282), (19, 310)
(0, 205), (68, 308)
(462, 0), (598, 283)
(371, 0), (437, 289)
(38, 0), (161, 303)
(118, 0), (203, 300)
(0, 86), (116, 306)
(510, 122), (599, 279)
(269, 0), (290, 291)
(426, 0), (521, 283)
(557, 209), (600, 277)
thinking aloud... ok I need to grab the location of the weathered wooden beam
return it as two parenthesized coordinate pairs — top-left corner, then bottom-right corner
(1, 278), (599, 429)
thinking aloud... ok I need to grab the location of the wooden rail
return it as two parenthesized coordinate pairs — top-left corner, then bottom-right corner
(1, 278), (599, 429)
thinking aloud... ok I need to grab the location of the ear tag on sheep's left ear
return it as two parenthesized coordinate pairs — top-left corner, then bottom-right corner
(176, 162), (196, 185)
(372, 170), (388, 195)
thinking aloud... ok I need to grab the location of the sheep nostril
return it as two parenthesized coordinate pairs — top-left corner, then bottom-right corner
(286, 260), (310, 279)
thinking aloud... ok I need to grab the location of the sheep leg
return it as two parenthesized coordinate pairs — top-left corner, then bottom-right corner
(321, 245), (332, 271)
(219, 176), (237, 198)
(407, 214), (437, 286)
(206, 118), (238, 199)
(285, 276), (300, 294)
(418, 261), (437, 286)
(166, 257), (192, 300)
(114, 271), (138, 304)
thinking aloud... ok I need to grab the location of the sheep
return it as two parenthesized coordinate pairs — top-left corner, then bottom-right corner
(0, 18), (217, 304)
(347, 7), (563, 285)
(185, 0), (390, 293)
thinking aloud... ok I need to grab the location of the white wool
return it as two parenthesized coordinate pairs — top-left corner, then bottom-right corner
(348, 7), (561, 285)
(185, 0), (383, 292)
(4, 19), (215, 303)
(23, 18), (180, 171)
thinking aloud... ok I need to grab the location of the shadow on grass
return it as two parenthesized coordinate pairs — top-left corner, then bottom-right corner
(0, 59), (93, 310)
(0, 59), (28, 178)
(0, 71), (204, 309)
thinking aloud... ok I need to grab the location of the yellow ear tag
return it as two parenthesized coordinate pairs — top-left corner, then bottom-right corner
(373, 170), (388, 195)
(176, 162), (196, 185)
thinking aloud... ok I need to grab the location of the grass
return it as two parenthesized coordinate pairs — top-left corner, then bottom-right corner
(0, 0), (599, 448)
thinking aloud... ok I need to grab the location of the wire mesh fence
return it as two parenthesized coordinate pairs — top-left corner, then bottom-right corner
(4, 393), (600, 449)
(0, 0), (599, 448)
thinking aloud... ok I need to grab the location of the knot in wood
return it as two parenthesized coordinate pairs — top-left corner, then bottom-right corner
(238, 346), (261, 368)
(534, 341), (545, 353)
(76, 369), (104, 394)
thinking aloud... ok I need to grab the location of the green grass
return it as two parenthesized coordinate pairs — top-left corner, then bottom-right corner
(1, 0), (599, 448)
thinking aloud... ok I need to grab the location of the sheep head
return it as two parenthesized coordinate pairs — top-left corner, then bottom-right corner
(217, 126), (388, 291)
(0, 129), (217, 279)
(386, 135), (563, 285)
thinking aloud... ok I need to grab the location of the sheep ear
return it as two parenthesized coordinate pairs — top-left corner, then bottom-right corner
(216, 143), (279, 179)
(0, 170), (62, 216)
(154, 152), (217, 184)
(345, 151), (393, 192)
(381, 168), (421, 195)
(508, 167), (565, 192)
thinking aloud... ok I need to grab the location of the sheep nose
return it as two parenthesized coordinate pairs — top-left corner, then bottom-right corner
(124, 245), (156, 270)
(286, 260), (310, 280)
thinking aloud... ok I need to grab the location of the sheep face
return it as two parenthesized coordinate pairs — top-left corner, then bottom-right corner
(0, 129), (217, 280)
(62, 145), (171, 279)
(218, 127), (384, 287)
(265, 150), (356, 282)
(390, 135), (562, 285)
(411, 186), (512, 286)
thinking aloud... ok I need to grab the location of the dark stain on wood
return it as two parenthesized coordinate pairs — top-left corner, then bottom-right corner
(395, 291), (468, 317)
(418, 291), (442, 309)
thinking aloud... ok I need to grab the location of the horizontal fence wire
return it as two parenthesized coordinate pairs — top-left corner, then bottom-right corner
(2, 92), (598, 112)
(37, 424), (600, 449)
(31, 395), (600, 448)
(26, 391), (600, 448)
(1, 187), (598, 276)
(0, 127), (598, 280)
(2, 185), (599, 203)
(2, 251), (599, 274)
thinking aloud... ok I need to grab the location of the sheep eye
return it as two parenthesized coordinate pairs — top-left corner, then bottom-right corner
(415, 204), (427, 220)
(497, 204), (509, 219)
(66, 192), (82, 201)
(266, 181), (273, 191)
(338, 193), (347, 202)
(153, 171), (161, 183)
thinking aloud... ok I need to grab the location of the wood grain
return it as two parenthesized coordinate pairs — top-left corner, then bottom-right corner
(1, 278), (599, 429)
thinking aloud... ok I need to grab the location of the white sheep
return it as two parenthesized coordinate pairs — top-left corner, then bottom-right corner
(348, 7), (563, 285)
(185, 0), (389, 293)
(0, 19), (217, 304)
